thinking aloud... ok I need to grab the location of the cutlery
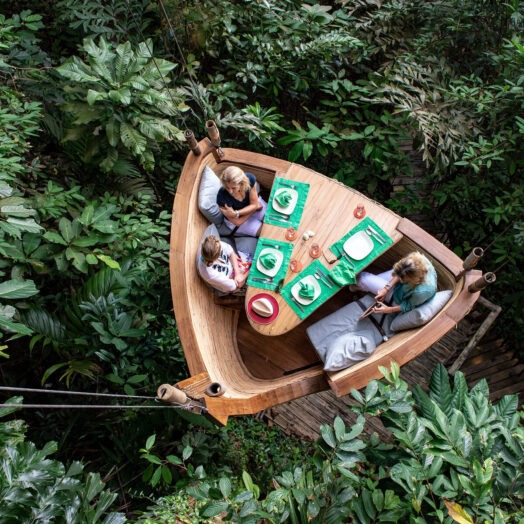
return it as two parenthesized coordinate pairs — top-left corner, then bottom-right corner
(333, 245), (356, 269)
(261, 242), (281, 250)
(366, 226), (385, 245)
(280, 181), (297, 189)
(251, 276), (273, 283)
(314, 271), (332, 289)
(368, 226), (385, 242)
(269, 211), (291, 219)
(291, 295), (305, 313)
(316, 267), (337, 286)
(268, 214), (290, 222)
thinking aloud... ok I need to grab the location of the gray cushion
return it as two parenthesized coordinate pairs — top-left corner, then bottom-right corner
(198, 166), (236, 236)
(198, 166), (224, 226)
(390, 290), (453, 332)
(307, 294), (393, 372)
(323, 333), (377, 372)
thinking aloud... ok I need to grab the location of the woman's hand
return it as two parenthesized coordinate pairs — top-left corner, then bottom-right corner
(374, 288), (388, 302)
(372, 302), (400, 315)
(234, 271), (248, 288)
(219, 204), (237, 220)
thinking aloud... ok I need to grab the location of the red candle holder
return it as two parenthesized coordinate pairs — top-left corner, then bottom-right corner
(289, 259), (302, 273)
(353, 204), (366, 219)
(309, 243), (321, 259)
(285, 227), (298, 241)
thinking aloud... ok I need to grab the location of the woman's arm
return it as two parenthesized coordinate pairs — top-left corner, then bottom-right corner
(219, 185), (262, 226)
(229, 251), (248, 288)
(374, 275), (400, 302)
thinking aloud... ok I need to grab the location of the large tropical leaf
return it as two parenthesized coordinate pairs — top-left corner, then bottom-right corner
(428, 363), (453, 416)
(0, 279), (39, 300)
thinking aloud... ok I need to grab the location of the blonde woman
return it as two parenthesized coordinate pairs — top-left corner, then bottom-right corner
(356, 252), (437, 315)
(217, 166), (267, 237)
(197, 235), (250, 293)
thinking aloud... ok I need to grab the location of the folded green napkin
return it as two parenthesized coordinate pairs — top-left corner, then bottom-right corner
(330, 262), (356, 286)
(260, 252), (278, 269)
(275, 189), (292, 207)
(299, 282), (315, 300)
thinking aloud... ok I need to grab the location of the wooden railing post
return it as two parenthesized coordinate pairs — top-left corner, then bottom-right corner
(457, 247), (484, 280)
(206, 120), (224, 159)
(468, 272), (496, 293)
(184, 129), (201, 155)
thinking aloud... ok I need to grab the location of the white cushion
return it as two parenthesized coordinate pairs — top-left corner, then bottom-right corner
(390, 290), (453, 332)
(198, 166), (223, 226)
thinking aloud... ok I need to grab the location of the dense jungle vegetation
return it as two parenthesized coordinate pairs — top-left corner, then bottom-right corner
(1, 0), (523, 522)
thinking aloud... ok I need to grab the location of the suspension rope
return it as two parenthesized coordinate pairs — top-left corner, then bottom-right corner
(125, 0), (208, 124)
(0, 386), (207, 412)
(0, 385), (154, 401)
(0, 404), (170, 410)
(481, 213), (523, 253)
(156, 0), (209, 121)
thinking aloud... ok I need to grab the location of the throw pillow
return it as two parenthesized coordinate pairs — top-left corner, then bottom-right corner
(323, 332), (377, 372)
(198, 165), (223, 226)
(390, 290), (453, 332)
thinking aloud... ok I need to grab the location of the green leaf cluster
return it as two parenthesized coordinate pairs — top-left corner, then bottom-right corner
(151, 364), (523, 523)
(57, 36), (188, 172)
(0, 399), (126, 523)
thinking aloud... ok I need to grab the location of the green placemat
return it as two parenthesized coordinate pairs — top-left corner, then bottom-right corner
(247, 237), (294, 291)
(329, 217), (394, 275)
(264, 177), (310, 228)
(281, 259), (342, 319)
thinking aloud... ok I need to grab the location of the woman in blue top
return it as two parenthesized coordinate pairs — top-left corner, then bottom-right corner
(217, 166), (267, 237)
(356, 252), (437, 315)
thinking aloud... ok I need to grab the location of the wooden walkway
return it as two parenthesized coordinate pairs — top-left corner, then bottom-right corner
(264, 296), (522, 441)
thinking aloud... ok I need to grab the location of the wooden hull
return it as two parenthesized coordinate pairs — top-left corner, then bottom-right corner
(169, 139), (481, 424)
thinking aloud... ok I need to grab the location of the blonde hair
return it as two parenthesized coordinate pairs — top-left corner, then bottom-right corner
(201, 235), (221, 265)
(393, 252), (429, 287)
(220, 166), (250, 195)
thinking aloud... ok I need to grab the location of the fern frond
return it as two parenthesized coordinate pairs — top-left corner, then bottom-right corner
(114, 41), (133, 83)
(112, 176), (155, 199)
(120, 122), (147, 155)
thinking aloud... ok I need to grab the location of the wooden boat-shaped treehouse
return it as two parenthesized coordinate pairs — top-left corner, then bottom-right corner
(161, 125), (489, 425)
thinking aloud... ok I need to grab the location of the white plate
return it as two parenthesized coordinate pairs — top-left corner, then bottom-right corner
(291, 274), (321, 305)
(343, 230), (374, 260)
(273, 188), (298, 214)
(256, 248), (284, 277)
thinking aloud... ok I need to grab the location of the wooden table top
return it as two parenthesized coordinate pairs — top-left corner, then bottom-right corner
(245, 164), (403, 336)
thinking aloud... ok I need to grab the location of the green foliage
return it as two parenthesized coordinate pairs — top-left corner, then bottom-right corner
(0, 398), (126, 523)
(2, 0), (524, 518)
(56, 36), (188, 172)
(55, 0), (153, 43)
(157, 365), (523, 523)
